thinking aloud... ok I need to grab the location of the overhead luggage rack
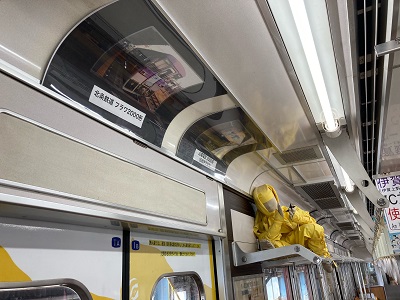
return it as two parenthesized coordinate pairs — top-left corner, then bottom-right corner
(232, 242), (322, 268)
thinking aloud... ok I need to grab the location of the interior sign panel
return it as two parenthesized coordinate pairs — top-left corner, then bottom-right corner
(89, 85), (146, 128)
(193, 149), (217, 171)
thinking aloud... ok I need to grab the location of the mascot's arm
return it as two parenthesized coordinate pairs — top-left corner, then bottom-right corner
(291, 208), (316, 225)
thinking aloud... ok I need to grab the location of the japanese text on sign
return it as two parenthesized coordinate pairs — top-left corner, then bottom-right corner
(89, 85), (146, 128)
(193, 149), (217, 171)
(376, 175), (400, 233)
(161, 251), (196, 256)
(149, 240), (201, 248)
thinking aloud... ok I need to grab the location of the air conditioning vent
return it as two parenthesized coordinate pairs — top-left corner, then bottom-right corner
(336, 222), (356, 231)
(273, 146), (323, 165)
(300, 182), (336, 199)
(295, 181), (344, 210)
(315, 197), (342, 209)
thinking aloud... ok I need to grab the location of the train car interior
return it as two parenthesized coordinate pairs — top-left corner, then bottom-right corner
(1, 0), (400, 299)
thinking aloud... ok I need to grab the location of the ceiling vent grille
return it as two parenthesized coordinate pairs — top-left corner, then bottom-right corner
(315, 198), (342, 209)
(273, 145), (323, 165)
(336, 222), (356, 231)
(295, 181), (344, 210)
(300, 182), (336, 199)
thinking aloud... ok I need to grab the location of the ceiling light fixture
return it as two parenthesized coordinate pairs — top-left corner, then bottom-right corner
(341, 167), (355, 193)
(288, 0), (339, 133)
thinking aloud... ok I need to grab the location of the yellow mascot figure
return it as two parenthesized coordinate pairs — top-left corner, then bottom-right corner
(253, 184), (333, 271)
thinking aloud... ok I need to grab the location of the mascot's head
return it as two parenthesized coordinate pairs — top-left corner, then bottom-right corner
(253, 184), (280, 214)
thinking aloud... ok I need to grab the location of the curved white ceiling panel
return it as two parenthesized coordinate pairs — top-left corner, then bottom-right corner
(162, 94), (237, 154)
(152, 0), (318, 151)
(225, 152), (270, 194)
(0, 0), (114, 79)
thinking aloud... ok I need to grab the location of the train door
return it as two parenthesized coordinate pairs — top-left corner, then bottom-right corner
(0, 216), (122, 300)
(129, 229), (216, 299)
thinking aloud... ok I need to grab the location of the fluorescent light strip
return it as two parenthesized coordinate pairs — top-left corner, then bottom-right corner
(341, 167), (355, 193)
(288, 0), (337, 131)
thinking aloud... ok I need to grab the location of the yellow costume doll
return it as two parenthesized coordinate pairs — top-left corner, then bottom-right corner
(253, 184), (333, 272)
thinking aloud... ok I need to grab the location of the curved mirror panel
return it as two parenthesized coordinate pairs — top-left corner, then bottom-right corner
(152, 273), (204, 300)
(177, 108), (272, 177)
(43, 0), (226, 147)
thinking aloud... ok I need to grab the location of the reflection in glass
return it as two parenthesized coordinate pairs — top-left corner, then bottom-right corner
(266, 275), (287, 300)
(43, 0), (226, 147)
(196, 120), (257, 160)
(152, 274), (203, 300)
(92, 27), (203, 114)
(297, 269), (313, 300)
(0, 285), (81, 300)
(178, 108), (272, 176)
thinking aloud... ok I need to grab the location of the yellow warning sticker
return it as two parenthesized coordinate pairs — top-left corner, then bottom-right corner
(149, 240), (201, 248)
(161, 251), (196, 257)
(146, 226), (198, 237)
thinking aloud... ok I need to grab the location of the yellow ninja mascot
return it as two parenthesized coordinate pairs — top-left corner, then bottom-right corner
(253, 184), (333, 271)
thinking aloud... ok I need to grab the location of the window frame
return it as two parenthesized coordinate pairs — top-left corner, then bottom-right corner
(151, 271), (206, 300)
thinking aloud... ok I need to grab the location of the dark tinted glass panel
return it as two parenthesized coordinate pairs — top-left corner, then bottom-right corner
(177, 107), (272, 177)
(43, 0), (226, 147)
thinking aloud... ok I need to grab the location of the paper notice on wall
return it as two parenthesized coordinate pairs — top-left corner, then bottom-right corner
(376, 176), (400, 244)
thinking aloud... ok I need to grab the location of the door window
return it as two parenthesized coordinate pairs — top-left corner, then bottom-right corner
(152, 273), (205, 300)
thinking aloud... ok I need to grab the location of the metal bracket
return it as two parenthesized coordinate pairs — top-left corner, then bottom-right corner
(346, 192), (375, 230)
(322, 131), (388, 208)
(375, 37), (400, 57)
(232, 242), (321, 267)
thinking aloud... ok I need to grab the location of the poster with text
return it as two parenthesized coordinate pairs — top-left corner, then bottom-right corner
(376, 175), (400, 253)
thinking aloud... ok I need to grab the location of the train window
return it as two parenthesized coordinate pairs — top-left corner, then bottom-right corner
(0, 285), (81, 300)
(265, 268), (292, 300)
(295, 266), (313, 300)
(0, 279), (92, 300)
(151, 273), (205, 300)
